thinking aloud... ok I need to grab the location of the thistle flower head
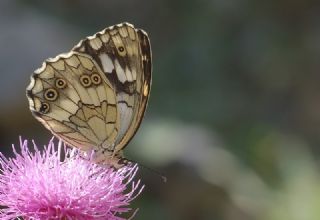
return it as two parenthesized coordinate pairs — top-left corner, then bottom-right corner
(0, 138), (143, 220)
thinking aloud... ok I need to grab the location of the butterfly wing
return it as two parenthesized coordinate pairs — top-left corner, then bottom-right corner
(26, 23), (151, 162)
(27, 52), (120, 151)
(72, 23), (152, 153)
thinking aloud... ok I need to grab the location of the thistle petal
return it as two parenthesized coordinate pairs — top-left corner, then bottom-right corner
(0, 137), (143, 220)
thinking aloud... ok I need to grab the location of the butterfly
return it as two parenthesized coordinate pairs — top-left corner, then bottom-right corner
(26, 22), (152, 167)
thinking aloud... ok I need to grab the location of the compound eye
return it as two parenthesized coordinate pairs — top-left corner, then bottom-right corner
(80, 74), (92, 87)
(55, 78), (67, 89)
(91, 73), (102, 85)
(39, 102), (50, 114)
(44, 88), (58, 101)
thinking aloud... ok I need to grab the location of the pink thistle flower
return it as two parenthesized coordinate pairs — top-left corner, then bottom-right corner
(0, 137), (144, 220)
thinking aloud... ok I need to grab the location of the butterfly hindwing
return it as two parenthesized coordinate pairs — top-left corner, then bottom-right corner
(26, 23), (152, 165)
(27, 52), (121, 152)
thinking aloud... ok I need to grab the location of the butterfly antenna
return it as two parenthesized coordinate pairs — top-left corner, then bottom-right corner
(124, 158), (167, 183)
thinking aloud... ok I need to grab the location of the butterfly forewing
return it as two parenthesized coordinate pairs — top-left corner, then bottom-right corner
(72, 23), (152, 151)
(26, 23), (152, 165)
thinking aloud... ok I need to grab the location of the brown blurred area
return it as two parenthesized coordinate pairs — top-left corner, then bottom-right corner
(1, 0), (320, 219)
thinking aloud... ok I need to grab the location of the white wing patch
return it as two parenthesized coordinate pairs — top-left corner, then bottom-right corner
(114, 59), (127, 83)
(118, 103), (133, 140)
(125, 67), (133, 82)
(99, 53), (114, 73)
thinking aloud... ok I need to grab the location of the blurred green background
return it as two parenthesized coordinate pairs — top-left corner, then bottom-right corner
(1, 0), (320, 219)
